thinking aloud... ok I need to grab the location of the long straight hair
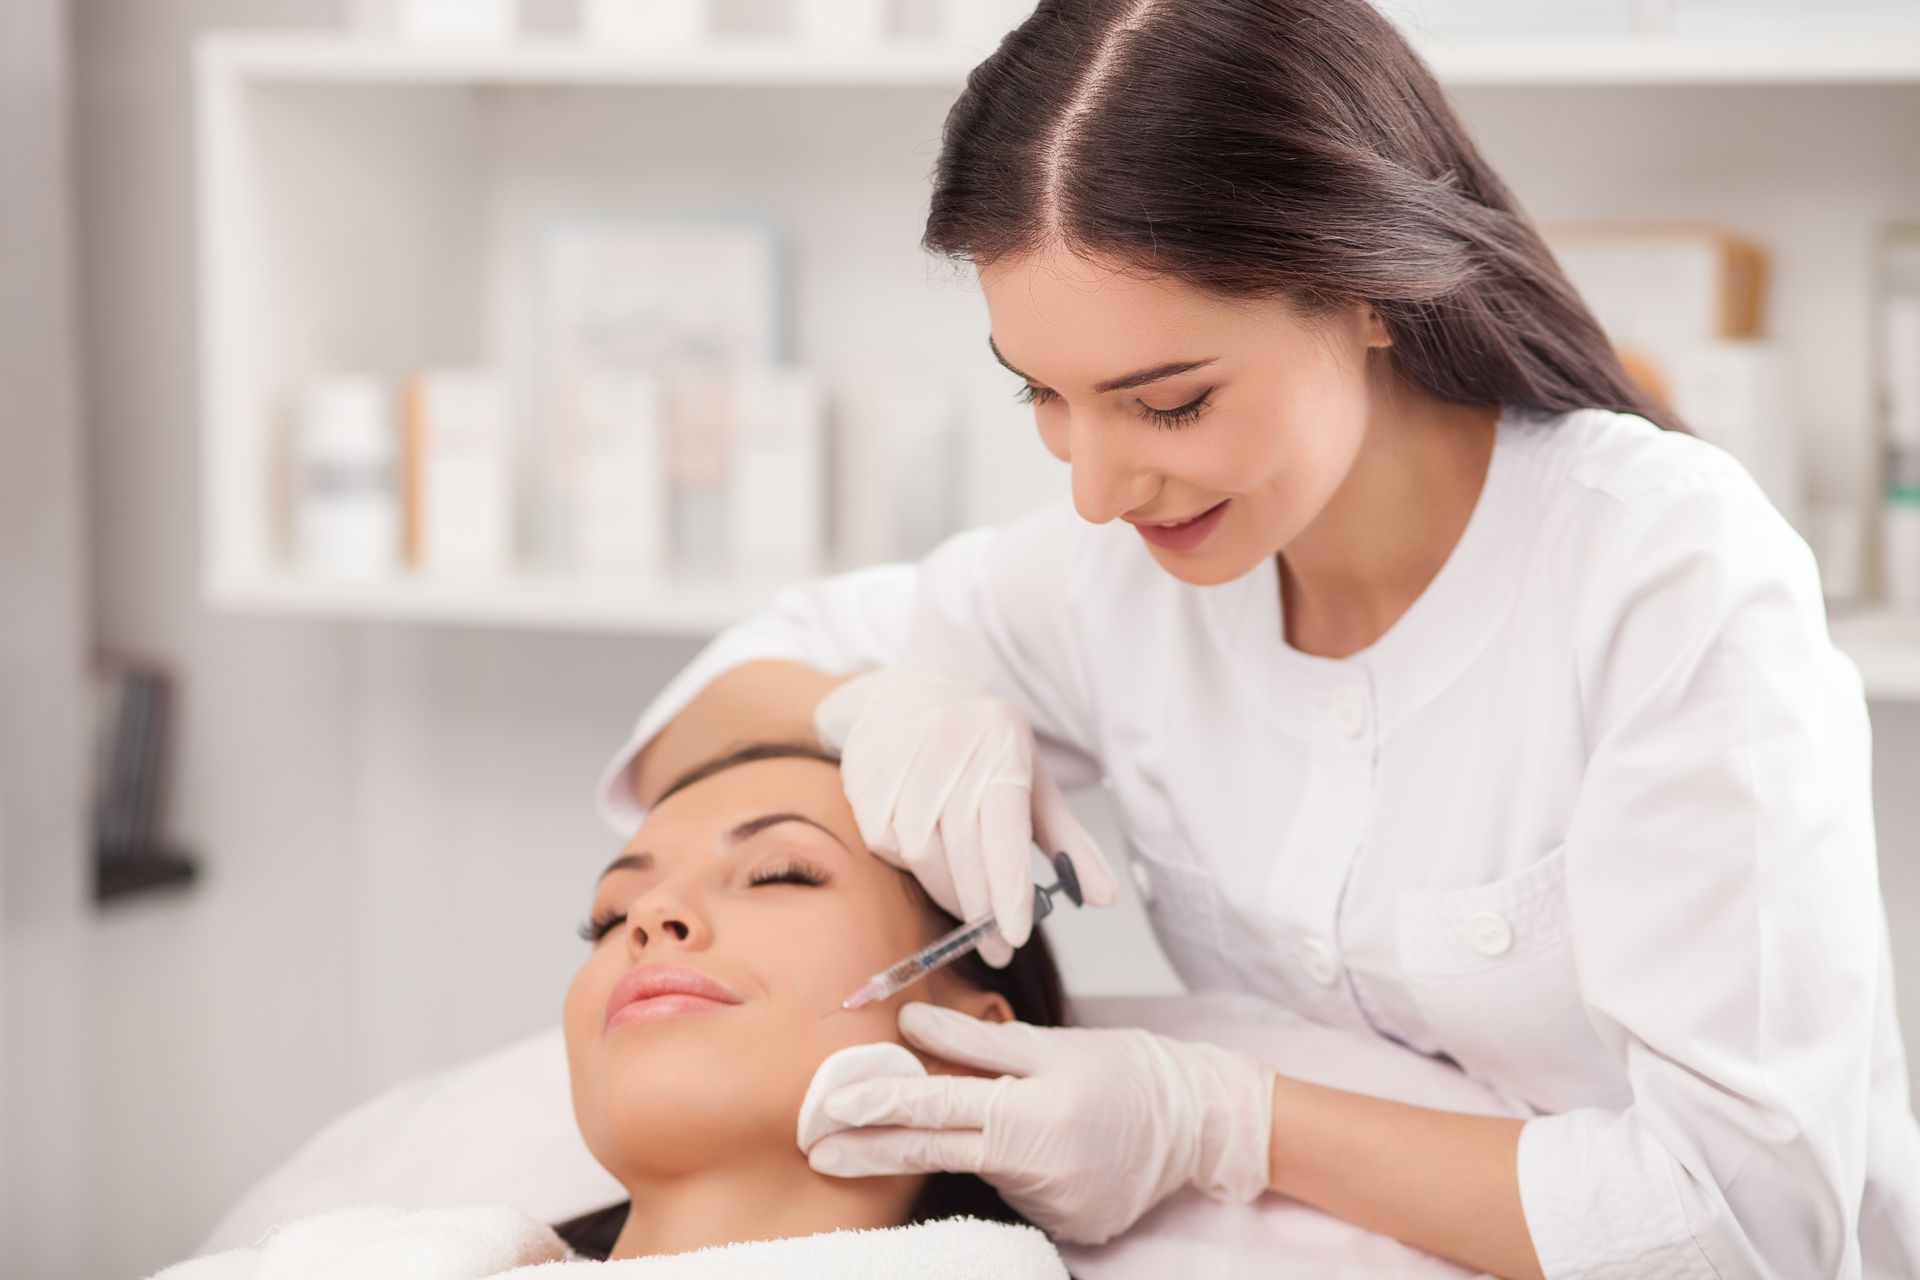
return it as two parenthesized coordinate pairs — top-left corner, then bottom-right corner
(923, 0), (1684, 433)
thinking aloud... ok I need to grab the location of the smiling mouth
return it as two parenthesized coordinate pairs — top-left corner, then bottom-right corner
(1128, 499), (1227, 527)
(1126, 499), (1229, 552)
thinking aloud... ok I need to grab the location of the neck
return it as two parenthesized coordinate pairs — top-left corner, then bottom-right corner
(609, 1146), (921, 1260)
(1278, 390), (1499, 659)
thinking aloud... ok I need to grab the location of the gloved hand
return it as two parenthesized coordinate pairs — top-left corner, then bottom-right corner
(813, 665), (1117, 965)
(801, 1003), (1277, 1245)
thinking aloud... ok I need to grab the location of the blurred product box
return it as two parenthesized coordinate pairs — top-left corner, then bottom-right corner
(794, 0), (892, 46)
(935, 0), (1037, 48)
(294, 373), (402, 579)
(1884, 233), (1920, 451)
(1881, 226), (1920, 611)
(728, 367), (826, 577)
(665, 371), (736, 575)
(404, 369), (514, 577)
(566, 371), (671, 578)
(579, 0), (709, 46)
(833, 377), (964, 565)
(1380, 0), (1651, 30)
(1661, 340), (1802, 530)
(1544, 222), (1768, 351)
(1544, 222), (1793, 522)
(1672, 0), (1920, 29)
(363, 0), (521, 42)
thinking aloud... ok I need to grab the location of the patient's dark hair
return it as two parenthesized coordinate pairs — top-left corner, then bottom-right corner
(551, 741), (1071, 1259)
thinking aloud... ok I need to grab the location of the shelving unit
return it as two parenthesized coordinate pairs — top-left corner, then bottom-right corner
(195, 26), (1920, 698)
(206, 569), (789, 637)
(197, 28), (1920, 88)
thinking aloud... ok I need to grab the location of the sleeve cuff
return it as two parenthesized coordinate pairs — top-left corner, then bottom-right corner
(1516, 1111), (1721, 1280)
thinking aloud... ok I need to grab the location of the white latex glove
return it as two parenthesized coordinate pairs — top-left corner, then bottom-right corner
(801, 1002), (1278, 1245)
(813, 666), (1117, 965)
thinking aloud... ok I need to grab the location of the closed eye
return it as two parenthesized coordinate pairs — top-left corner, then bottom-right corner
(577, 910), (626, 944)
(748, 859), (829, 888)
(1143, 390), (1211, 429)
(1015, 382), (1212, 430)
(575, 860), (830, 944)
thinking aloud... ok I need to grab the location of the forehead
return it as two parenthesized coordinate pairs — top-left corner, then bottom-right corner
(635, 756), (856, 848)
(978, 246), (1297, 364)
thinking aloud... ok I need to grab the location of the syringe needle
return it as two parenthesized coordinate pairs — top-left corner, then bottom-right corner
(829, 851), (1087, 1016)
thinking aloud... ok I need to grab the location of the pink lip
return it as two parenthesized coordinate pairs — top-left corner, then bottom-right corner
(1126, 499), (1229, 552)
(604, 964), (743, 1033)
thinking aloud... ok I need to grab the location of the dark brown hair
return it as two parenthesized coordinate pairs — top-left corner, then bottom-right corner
(552, 742), (1070, 1259)
(924, 0), (1683, 433)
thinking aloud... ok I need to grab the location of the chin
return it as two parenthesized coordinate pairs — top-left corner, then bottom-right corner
(585, 1051), (803, 1178)
(1146, 542), (1269, 587)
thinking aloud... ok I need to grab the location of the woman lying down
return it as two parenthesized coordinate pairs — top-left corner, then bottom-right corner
(154, 742), (1077, 1278)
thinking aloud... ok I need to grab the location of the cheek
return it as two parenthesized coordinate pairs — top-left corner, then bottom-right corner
(743, 899), (934, 1070)
(562, 962), (592, 1053)
(752, 899), (921, 1015)
(1209, 372), (1368, 502)
(562, 958), (616, 1160)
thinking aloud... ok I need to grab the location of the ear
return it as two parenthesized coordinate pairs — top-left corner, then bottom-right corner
(911, 988), (1016, 1077)
(1360, 304), (1393, 349)
(960, 990), (1015, 1025)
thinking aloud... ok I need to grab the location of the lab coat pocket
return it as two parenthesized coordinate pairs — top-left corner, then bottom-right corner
(1396, 844), (1623, 1112)
(1397, 843), (1572, 975)
(1112, 796), (1241, 992)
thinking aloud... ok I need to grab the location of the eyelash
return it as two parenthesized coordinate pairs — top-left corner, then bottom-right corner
(1014, 383), (1212, 430)
(574, 861), (829, 944)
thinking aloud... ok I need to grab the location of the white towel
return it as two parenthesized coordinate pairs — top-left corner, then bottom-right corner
(154, 1206), (1066, 1280)
(507, 1216), (1068, 1279)
(148, 1204), (575, 1280)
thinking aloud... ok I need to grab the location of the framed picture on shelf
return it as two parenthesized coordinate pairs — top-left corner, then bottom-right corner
(535, 213), (786, 377)
(531, 213), (786, 575)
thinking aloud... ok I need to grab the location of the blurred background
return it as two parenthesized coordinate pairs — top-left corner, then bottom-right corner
(6, 0), (1920, 1274)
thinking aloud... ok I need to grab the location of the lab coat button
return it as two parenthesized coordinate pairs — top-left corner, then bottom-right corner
(1466, 912), (1514, 956)
(1299, 936), (1340, 985)
(1330, 686), (1368, 738)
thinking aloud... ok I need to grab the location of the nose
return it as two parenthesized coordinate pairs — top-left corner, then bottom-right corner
(1067, 414), (1154, 525)
(624, 895), (707, 952)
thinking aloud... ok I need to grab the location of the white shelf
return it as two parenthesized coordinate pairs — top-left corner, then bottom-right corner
(196, 33), (980, 88)
(196, 28), (1920, 89)
(194, 26), (1920, 646)
(1416, 29), (1920, 85)
(1832, 609), (1920, 703)
(208, 574), (1920, 700)
(207, 571), (798, 637)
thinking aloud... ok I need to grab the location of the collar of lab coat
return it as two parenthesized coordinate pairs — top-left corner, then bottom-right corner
(1199, 402), (1542, 747)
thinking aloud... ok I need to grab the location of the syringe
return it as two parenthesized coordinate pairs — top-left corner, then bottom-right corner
(841, 850), (1084, 1011)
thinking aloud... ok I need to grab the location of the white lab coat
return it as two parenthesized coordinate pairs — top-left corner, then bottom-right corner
(597, 404), (1920, 1279)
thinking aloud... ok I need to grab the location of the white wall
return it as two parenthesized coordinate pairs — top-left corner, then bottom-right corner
(50, 5), (1920, 1279)
(0, 0), (94, 1271)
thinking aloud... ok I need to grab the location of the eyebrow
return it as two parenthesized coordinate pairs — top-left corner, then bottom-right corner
(988, 336), (1219, 395)
(596, 812), (850, 881)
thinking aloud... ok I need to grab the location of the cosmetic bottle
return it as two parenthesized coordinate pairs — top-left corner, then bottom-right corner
(729, 367), (825, 577)
(295, 374), (401, 579)
(404, 369), (514, 576)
